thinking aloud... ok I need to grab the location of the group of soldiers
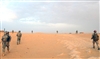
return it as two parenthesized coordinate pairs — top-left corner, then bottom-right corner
(1, 31), (22, 56)
(1, 30), (100, 57)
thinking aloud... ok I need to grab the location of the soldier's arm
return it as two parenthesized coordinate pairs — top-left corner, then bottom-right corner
(91, 34), (94, 39)
(1, 36), (3, 41)
(21, 33), (22, 37)
(97, 34), (99, 37)
(9, 36), (11, 42)
(1, 38), (3, 41)
(97, 34), (99, 40)
(16, 33), (18, 36)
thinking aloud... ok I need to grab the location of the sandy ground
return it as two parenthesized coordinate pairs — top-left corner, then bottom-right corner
(0, 32), (100, 59)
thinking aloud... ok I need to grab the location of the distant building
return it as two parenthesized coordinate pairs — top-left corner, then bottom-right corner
(0, 30), (4, 32)
(80, 32), (84, 34)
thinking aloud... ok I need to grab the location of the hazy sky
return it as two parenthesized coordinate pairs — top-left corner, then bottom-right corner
(0, 0), (99, 33)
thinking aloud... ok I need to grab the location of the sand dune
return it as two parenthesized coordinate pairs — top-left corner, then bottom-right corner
(0, 32), (100, 59)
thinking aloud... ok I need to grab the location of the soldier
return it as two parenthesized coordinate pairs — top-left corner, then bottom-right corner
(31, 30), (33, 33)
(56, 30), (58, 33)
(6, 31), (11, 53)
(16, 31), (22, 45)
(76, 30), (78, 34)
(91, 30), (100, 50)
(1, 31), (8, 56)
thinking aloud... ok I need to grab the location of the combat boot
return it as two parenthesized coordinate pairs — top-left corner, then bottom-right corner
(98, 48), (100, 50)
(93, 46), (95, 49)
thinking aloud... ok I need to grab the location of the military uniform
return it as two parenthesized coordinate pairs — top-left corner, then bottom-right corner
(16, 31), (22, 45)
(6, 32), (11, 52)
(1, 32), (8, 56)
(91, 30), (100, 50)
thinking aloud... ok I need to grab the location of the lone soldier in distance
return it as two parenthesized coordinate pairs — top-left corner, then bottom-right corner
(56, 30), (58, 33)
(16, 31), (22, 45)
(31, 30), (33, 33)
(76, 30), (78, 34)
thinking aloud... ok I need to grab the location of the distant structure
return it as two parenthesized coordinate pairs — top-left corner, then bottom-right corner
(12, 30), (14, 33)
(76, 30), (78, 34)
(0, 30), (4, 32)
(80, 32), (84, 34)
(4, 28), (5, 32)
(56, 30), (58, 33)
(69, 32), (71, 34)
(31, 30), (33, 33)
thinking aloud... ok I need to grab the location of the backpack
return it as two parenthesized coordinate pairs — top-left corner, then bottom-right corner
(93, 33), (99, 41)
(2, 35), (8, 42)
(7, 35), (11, 42)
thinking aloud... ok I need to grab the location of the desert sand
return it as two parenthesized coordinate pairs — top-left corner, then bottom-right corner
(0, 32), (100, 59)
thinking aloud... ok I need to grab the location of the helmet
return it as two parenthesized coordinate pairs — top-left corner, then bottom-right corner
(94, 30), (96, 32)
(7, 31), (9, 34)
(19, 31), (21, 32)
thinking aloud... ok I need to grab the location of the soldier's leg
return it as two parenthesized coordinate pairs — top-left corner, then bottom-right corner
(19, 38), (21, 44)
(17, 38), (19, 45)
(6, 42), (10, 52)
(2, 42), (6, 56)
(7, 46), (10, 53)
(7, 46), (9, 51)
(18, 38), (20, 44)
(17, 38), (20, 45)
(93, 41), (95, 48)
(96, 41), (100, 50)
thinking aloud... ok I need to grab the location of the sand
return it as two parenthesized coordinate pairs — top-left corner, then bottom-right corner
(0, 32), (100, 59)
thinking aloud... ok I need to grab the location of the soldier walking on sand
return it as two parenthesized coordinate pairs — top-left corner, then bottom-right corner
(16, 31), (22, 45)
(1, 31), (8, 56)
(6, 31), (11, 53)
(91, 30), (100, 50)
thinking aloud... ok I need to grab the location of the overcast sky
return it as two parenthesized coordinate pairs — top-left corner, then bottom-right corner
(0, 0), (99, 33)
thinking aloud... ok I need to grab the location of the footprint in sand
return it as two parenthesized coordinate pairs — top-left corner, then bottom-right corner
(88, 57), (100, 59)
(57, 53), (66, 56)
(86, 49), (91, 53)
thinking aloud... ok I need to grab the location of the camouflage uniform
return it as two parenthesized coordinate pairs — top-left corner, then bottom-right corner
(91, 30), (100, 50)
(1, 32), (8, 55)
(6, 32), (11, 52)
(16, 31), (22, 45)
